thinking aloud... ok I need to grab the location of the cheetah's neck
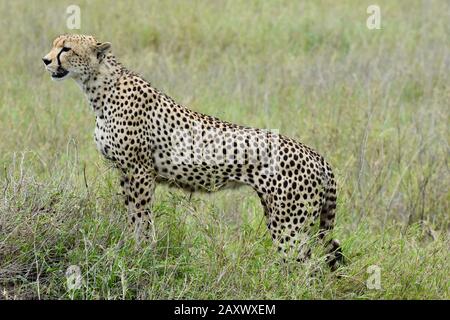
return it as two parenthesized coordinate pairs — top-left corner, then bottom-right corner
(74, 54), (127, 116)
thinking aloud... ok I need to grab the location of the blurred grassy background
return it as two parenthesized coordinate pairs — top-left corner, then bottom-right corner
(0, 0), (448, 299)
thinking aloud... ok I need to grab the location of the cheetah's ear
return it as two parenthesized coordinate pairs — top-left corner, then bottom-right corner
(95, 42), (112, 61)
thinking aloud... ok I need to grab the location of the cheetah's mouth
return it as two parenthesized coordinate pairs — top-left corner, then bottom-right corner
(51, 67), (69, 79)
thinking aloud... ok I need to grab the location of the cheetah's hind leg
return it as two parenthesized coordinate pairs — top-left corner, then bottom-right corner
(319, 188), (344, 271)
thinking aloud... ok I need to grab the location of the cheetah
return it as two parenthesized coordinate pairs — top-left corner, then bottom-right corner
(43, 34), (343, 269)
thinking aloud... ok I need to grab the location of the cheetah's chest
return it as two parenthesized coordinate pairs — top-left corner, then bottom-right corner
(94, 117), (113, 159)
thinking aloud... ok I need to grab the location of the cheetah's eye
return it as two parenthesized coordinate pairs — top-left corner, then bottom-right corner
(61, 47), (71, 52)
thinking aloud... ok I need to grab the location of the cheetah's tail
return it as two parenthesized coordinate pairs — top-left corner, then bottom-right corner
(319, 178), (344, 271)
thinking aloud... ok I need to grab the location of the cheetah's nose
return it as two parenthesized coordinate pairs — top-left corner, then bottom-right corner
(42, 58), (51, 66)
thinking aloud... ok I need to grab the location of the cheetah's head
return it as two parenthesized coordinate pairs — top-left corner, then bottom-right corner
(42, 34), (111, 81)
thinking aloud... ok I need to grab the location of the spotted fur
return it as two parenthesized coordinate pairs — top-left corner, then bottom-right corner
(43, 34), (343, 268)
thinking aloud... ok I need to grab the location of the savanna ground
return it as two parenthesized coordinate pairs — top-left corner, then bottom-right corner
(0, 0), (449, 299)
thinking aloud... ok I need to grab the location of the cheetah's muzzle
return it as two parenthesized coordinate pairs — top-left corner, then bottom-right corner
(51, 67), (69, 79)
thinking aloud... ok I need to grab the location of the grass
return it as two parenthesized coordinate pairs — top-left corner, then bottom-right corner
(0, 0), (449, 299)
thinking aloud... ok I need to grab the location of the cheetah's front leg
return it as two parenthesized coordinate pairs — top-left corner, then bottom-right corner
(120, 169), (157, 246)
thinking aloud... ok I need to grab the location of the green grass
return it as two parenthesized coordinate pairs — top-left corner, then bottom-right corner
(0, 0), (449, 299)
